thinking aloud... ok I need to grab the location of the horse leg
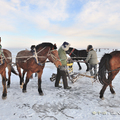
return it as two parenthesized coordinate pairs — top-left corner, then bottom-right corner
(22, 71), (32, 93)
(99, 84), (108, 99)
(1, 71), (7, 99)
(85, 62), (89, 71)
(109, 83), (115, 94)
(108, 72), (118, 95)
(16, 65), (24, 88)
(77, 62), (81, 70)
(7, 65), (11, 88)
(19, 70), (26, 88)
(38, 71), (43, 95)
(22, 70), (26, 82)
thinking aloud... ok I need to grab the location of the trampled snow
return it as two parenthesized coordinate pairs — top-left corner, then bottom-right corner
(0, 48), (120, 120)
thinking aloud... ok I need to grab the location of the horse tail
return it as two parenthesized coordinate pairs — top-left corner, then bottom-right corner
(9, 63), (18, 75)
(98, 53), (112, 85)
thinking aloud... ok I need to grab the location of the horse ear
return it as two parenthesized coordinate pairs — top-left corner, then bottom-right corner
(53, 44), (57, 49)
(31, 45), (36, 50)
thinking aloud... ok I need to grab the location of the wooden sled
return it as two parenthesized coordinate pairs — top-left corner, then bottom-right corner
(50, 59), (95, 83)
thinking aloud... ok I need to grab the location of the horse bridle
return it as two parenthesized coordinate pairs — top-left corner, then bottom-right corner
(47, 49), (61, 63)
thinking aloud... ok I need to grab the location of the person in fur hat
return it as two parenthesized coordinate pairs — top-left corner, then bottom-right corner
(55, 42), (71, 89)
(85, 45), (98, 78)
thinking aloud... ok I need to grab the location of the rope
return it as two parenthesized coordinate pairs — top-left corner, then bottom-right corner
(47, 49), (61, 62)
(0, 56), (102, 60)
(105, 67), (120, 73)
(23, 47), (47, 62)
(0, 47), (61, 64)
(0, 50), (10, 64)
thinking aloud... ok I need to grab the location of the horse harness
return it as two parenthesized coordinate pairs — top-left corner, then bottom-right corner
(29, 47), (61, 66)
(0, 49), (5, 65)
(69, 48), (75, 56)
(31, 48), (45, 66)
(69, 48), (80, 59)
(47, 49), (61, 62)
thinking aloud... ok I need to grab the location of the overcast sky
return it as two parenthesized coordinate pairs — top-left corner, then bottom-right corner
(0, 0), (120, 49)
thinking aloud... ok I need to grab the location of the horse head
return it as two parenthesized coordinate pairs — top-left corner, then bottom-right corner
(36, 42), (62, 68)
(47, 44), (62, 68)
(66, 47), (75, 56)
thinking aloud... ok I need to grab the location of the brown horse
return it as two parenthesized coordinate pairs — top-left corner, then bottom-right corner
(98, 51), (120, 99)
(0, 49), (17, 99)
(3, 49), (18, 88)
(16, 42), (62, 95)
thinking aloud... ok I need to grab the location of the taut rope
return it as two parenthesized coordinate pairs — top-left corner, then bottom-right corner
(23, 47), (47, 62)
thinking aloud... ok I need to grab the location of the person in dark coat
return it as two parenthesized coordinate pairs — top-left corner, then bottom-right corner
(55, 42), (71, 89)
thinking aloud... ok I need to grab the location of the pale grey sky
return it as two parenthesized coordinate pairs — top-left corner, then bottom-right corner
(0, 0), (120, 49)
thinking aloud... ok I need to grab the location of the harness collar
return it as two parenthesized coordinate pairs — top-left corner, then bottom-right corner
(69, 48), (75, 56)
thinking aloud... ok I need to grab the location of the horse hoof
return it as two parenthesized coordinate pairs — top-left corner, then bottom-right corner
(2, 94), (7, 100)
(7, 85), (10, 88)
(100, 97), (104, 100)
(2, 96), (7, 100)
(39, 92), (44, 96)
(22, 90), (27, 93)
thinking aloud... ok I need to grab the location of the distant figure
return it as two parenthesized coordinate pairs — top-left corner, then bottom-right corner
(55, 42), (71, 89)
(85, 45), (98, 78)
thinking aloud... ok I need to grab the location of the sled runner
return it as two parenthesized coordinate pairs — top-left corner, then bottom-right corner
(50, 58), (94, 83)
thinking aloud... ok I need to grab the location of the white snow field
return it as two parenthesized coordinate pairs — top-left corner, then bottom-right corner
(0, 48), (120, 120)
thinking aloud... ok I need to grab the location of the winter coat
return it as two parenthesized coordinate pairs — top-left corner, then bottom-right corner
(85, 49), (98, 65)
(58, 46), (67, 66)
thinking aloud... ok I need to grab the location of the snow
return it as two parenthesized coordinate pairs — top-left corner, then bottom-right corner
(0, 48), (120, 120)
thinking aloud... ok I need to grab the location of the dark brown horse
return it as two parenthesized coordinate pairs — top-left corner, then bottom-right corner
(98, 51), (120, 99)
(0, 49), (17, 99)
(16, 42), (62, 95)
(66, 47), (89, 71)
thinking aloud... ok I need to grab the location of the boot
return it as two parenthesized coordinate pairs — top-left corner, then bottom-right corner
(55, 85), (62, 88)
(64, 86), (71, 89)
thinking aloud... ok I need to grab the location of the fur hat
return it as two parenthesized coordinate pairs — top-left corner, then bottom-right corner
(62, 42), (70, 51)
(87, 45), (93, 52)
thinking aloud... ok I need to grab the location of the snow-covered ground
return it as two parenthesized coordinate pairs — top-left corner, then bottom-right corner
(0, 48), (120, 120)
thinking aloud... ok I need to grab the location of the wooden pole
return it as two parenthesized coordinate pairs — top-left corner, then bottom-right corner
(78, 73), (94, 78)
(72, 60), (85, 63)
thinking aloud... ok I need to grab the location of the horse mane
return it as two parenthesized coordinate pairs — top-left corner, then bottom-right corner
(98, 53), (112, 85)
(69, 47), (79, 55)
(69, 47), (77, 51)
(69, 47), (86, 52)
(35, 42), (57, 50)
